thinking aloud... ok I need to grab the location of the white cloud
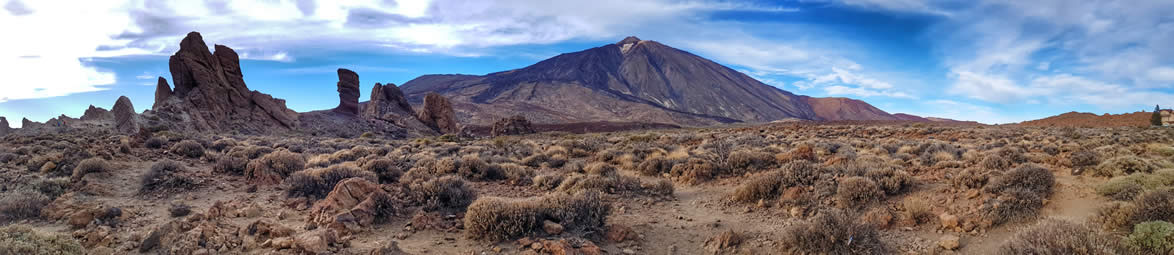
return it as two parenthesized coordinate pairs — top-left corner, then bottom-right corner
(825, 85), (914, 99)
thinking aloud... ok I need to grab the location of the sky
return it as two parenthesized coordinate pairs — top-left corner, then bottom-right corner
(2, 0), (1174, 127)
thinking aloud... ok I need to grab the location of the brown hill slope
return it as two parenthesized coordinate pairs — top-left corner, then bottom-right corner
(1016, 111), (1150, 127)
(400, 37), (818, 126)
(803, 96), (902, 121)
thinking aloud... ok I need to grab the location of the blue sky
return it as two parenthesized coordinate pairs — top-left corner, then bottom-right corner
(3, 0), (1174, 127)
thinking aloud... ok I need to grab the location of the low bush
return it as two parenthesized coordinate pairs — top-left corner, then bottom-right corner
(170, 140), (205, 158)
(951, 168), (989, 189)
(780, 210), (888, 254)
(144, 136), (166, 149)
(1127, 221), (1174, 254)
(669, 158), (718, 184)
(410, 176), (478, 211)
(641, 179), (674, 196)
(245, 150), (306, 184)
(1091, 156), (1156, 177)
(285, 165), (377, 199)
(214, 155), (248, 175)
(363, 159), (403, 184)
(836, 176), (883, 208)
(1069, 150), (1100, 169)
(1097, 174), (1148, 201)
(71, 157), (108, 181)
(532, 173), (565, 191)
(997, 219), (1125, 255)
(1093, 201), (1138, 231)
(140, 160), (195, 194)
(584, 162), (616, 177)
(727, 150), (776, 172)
(865, 167), (911, 195)
(1129, 189), (1174, 229)
(0, 190), (51, 223)
(464, 191), (609, 241)
(209, 138), (238, 152)
(33, 178), (70, 199)
(636, 155), (676, 176)
(983, 164), (1054, 195)
(980, 188), (1044, 226)
(0, 225), (84, 254)
(731, 162), (820, 203)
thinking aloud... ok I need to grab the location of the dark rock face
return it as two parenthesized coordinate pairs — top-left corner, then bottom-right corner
(81, 105), (111, 121)
(334, 69), (360, 115)
(417, 93), (459, 134)
(112, 96), (138, 133)
(21, 118), (35, 129)
(362, 82), (414, 120)
(401, 36), (818, 126)
(153, 32), (299, 133)
(490, 115), (535, 136)
(154, 77), (172, 109)
(0, 117), (9, 135)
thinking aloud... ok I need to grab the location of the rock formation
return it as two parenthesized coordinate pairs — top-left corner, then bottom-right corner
(334, 69), (360, 115)
(155, 77), (171, 109)
(21, 118), (36, 130)
(152, 31), (299, 133)
(0, 117), (9, 136)
(362, 82), (414, 120)
(112, 96), (138, 133)
(417, 93), (459, 134)
(490, 115), (535, 136)
(80, 105), (111, 121)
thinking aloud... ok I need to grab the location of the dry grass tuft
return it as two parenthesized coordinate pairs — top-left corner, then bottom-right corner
(410, 175), (478, 211)
(71, 157), (108, 182)
(836, 176), (883, 208)
(1091, 156), (1156, 177)
(780, 210), (889, 254)
(140, 160), (195, 194)
(997, 219), (1125, 255)
(170, 140), (205, 158)
(0, 225), (84, 254)
(245, 149), (307, 184)
(285, 165), (377, 199)
(0, 190), (51, 223)
(464, 191), (609, 241)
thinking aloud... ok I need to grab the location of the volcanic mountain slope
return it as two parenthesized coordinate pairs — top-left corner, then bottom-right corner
(1017, 111), (1150, 127)
(401, 37), (820, 126)
(802, 96), (903, 121)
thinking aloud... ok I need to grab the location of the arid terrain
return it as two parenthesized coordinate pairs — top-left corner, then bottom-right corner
(2, 122), (1173, 254)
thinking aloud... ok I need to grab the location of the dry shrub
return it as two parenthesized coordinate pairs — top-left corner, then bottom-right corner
(497, 163), (533, 186)
(731, 162), (819, 203)
(71, 157), (107, 181)
(214, 155), (248, 175)
(997, 219), (1126, 255)
(1125, 221), (1174, 254)
(209, 138), (238, 152)
(0, 225), (84, 254)
(532, 173), (565, 191)
(727, 150), (776, 172)
(410, 176), (478, 211)
(980, 188), (1044, 226)
(641, 179), (674, 196)
(951, 168), (990, 189)
(464, 191), (609, 241)
(1069, 150), (1100, 169)
(170, 140), (205, 158)
(1093, 201), (1138, 231)
(584, 162), (616, 177)
(981, 147), (1026, 170)
(228, 145), (274, 160)
(670, 158), (718, 184)
(636, 154), (676, 176)
(902, 197), (934, 225)
(865, 167), (911, 195)
(285, 165), (377, 199)
(984, 164), (1054, 195)
(1092, 156), (1156, 177)
(705, 230), (745, 251)
(140, 160), (195, 194)
(776, 144), (816, 163)
(33, 178), (70, 199)
(555, 174), (642, 195)
(836, 176), (883, 208)
(0, 190), (50, 223)
(457, 155), (503, 181)
(362, 159), (402, 184)
(780, 210), (888, 254)
(245, 150), (306, 183)
(1128, 189), (1174, 228)
(1148, 143), (1174, 157)
(1096, 174), (1147, 201)
(145, 136), (166, 149)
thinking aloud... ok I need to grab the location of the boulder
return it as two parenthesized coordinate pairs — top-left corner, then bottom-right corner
(153, 31), (299, 133)
(112, 96), (138, 134)
(417, 93), (459, 134)
(939, 235), (960, 250)
(491, 115), (535, 136)
(308, 178), (396, 234)
(334, 68), (361, 115)
(154, 77), (172, 108)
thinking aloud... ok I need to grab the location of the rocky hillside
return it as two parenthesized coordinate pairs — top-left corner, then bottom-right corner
(1016, 111), (1150, 127)
(400, 37), (819, 126)
(802, 96), (902, 121)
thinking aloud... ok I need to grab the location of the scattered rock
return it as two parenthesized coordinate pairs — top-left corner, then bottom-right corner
(308, 177), (398, 234)
(294, 229), (339, 254)
(939, 213), (959, 229)
(606, 225), (635, 243)
(369, 241), (412, 255)
(490, 115), (535, 136)
(704, 230), (743, 252)
(81, 105), (110, 121)
(543, 220), (565, 235)
(939, 235), (960, 250)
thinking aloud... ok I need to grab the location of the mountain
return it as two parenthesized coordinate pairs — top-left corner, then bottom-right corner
(802, 96), (902, 121)
(1016, 111), (1150, 127)
(400, 36), (819, 126)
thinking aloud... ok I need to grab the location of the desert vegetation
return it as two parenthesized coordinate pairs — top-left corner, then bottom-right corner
(0, 123), (1171, 254)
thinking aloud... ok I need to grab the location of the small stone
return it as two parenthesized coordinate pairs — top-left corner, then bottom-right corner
(622, 248), (636, 255)
(939, 213), (959, 229)
(966, 189), (980, 199)
(939, 235), (960, 250)
(530, 242), (543, 250)
(543, 220), (565, 235)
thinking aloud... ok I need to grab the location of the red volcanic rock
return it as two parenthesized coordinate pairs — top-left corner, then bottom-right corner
(154, 77), (171, 109)
(153, 31), (299, 133)
(112, 96), (138, 134)
(362, 82), (414, 120)
(334, 69), (360, 115)
(490, 115), (535, 136)
(803, 96), (901, 121)
(417, 93), (459, 134)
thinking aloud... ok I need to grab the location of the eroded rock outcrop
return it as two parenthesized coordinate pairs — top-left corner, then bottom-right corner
(334, 69), (361, 115)
(155, 77), (172, 108)
(307, 178), (396, 235)
(151, 31), (299, 133)
(81, 105), (111, 121)
(417, 93), (459, 134)
(112, 96), (138, 134)
(362, 82), (414, 120)
(0, 117), (9, 136)
(491, 115), (535, 136)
